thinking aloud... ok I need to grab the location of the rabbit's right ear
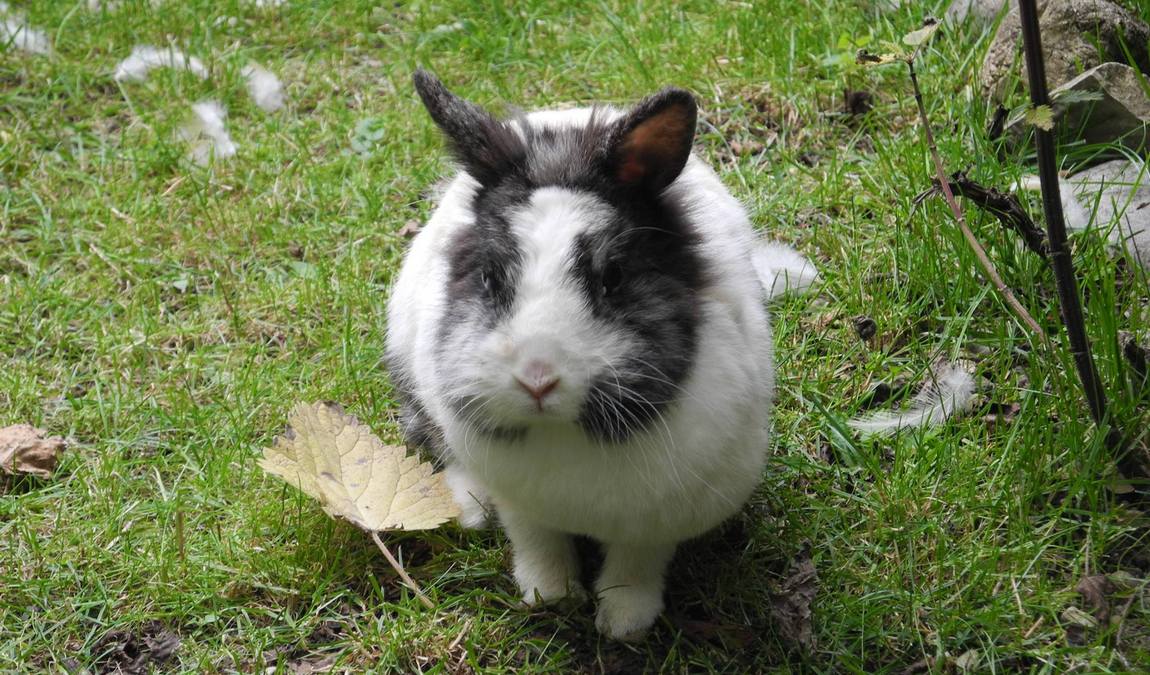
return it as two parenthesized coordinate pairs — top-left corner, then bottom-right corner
(413, 69), (525, 186)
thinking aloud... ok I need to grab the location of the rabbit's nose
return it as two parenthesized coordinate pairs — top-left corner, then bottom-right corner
(515, 360), (560, 405)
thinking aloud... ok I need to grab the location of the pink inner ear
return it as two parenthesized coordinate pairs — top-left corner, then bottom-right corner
(618, 156), (647, 184)
(616, 106), (692, 187)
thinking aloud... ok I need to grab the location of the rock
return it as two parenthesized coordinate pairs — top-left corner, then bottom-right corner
(1062, 159), (1150, 268)
(1003, 62), (1150, 154)
(946, 0), (1007, 25)
(981, 0), (1150, 102)
(1051, 63), (1150, 152)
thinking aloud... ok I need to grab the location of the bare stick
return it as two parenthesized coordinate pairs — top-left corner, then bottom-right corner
(906, 59), (1047, 341)
(371, 531), (435, 610)
(916, 172), (1050, 259)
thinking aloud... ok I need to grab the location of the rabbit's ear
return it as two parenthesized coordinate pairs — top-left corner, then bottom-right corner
(606, 88), (696, 193)
(413, 69), (525, 186)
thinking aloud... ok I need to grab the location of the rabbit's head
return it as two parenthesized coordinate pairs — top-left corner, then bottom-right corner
(414, 71), (705, 444)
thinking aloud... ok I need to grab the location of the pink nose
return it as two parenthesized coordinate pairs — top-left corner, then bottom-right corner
(515, 360), (560, 404)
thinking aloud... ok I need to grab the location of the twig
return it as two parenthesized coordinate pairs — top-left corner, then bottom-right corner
(371, 530), (435, 610)
(905, 59), (1047, 341)
(916, 171), (1050, 258)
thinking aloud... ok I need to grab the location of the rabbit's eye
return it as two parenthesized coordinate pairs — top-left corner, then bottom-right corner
(600, 263), (623, 297)
(480, 267), (500, 295)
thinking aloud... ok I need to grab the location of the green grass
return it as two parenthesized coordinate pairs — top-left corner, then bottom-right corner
(4, 0), (1150, 671)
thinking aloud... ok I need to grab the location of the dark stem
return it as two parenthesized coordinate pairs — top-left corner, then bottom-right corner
(1016, 0), (1140, 476)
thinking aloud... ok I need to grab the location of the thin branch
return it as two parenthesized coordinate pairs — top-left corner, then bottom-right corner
(915, 172), (1050, 259)
(906, 59), (1048, 341)
(371, 530), (435, 610)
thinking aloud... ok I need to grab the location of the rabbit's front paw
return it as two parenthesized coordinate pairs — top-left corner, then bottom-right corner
(594, 585), (663, 641)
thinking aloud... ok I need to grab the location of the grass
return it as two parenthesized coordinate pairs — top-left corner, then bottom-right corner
(4, 0), (1150, 671)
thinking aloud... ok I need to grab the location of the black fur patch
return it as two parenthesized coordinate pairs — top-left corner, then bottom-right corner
(571, 192), (704, 443)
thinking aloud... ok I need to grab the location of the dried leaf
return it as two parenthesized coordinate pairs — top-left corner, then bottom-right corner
(398, 219), (422, 238)
(770, 546), (819, 650)
(1024, 105), (1054, 131)
(1076, 574), (1113, 623)
(259, 402), (460, 531)
(954, 649), (981, 672)
(902, 18), (940, 47)
(856, 49), (903, 66)
(0, 424), (66, 478)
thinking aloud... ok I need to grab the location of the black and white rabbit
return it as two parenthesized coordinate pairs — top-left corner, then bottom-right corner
(387, 71), (812, 640)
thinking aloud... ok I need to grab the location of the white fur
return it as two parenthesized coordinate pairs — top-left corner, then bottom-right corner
(114, 45), (208, 82)
(753, 241), (819, 300)
(387, 107), (775, 639)
(242, 62), (285, 112)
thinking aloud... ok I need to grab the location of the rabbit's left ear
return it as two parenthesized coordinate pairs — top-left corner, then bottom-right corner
(606, 88), (697, 193)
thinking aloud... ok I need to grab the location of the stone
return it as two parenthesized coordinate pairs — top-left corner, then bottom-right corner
(1051, 63), (1150, 151)
(1003, 62), (1150, 154)
(945, 0), (1007, 25)
(1061, 159), (1150, 269)
(981, 0), (1150, 102)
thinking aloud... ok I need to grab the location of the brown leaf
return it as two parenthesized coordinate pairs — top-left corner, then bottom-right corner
(0, 424), (66, 478)
(289, 653), (338, 674)
(1076, 574), (1114, 623)
(770, 546), (818, 650)
(843, 89), (874, 117)
(398, 219), (422, 238)
(91, 622), (180, 675)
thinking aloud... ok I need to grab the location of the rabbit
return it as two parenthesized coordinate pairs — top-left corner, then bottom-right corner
(387, 70), (795, 640)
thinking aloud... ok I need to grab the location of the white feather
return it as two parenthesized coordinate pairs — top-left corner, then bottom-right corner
(1016, 160), (1150, 268)
(178, 100), (236, 166)
(242, 63), (285, 112)
(752, 241), (819, 300)
(1, 10), (51, 55)
(848, 362), (976, 436)
(114, 45), (208, 82)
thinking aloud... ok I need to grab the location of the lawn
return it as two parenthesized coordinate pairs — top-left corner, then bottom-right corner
(4, 0), (1150, 672)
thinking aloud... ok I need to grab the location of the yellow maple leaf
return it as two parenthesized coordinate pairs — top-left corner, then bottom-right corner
(260, 401), (460, 531)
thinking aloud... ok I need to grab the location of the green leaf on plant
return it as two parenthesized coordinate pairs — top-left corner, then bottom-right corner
(1024, 105), (1055, 131)
(902, 18), (940, 47)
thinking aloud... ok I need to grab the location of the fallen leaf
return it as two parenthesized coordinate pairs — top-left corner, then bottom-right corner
(856, 49), (903, 66)
(91, 622), (180, 675)
(853, 315), (877, 341)
(288, 652), (338, 674)
(0, 424), (66, 478)
(1061, 605), (1097, 646)
(260, 402), (460, 531)
(1076, 574), (1113, 623)
(843, 89), (874, 116)
(770, 545), (818, 650)
(902, 18), (940, 47)
(398, 219), (422, 238)
(954, 648), (981, 672)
